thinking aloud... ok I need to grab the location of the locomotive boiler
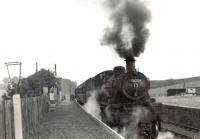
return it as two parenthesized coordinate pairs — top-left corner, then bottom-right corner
(75, 57), (161, 139)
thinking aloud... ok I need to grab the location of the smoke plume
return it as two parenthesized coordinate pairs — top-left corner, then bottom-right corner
(101, 0), (151, 58)
(83, 91), (101, 119)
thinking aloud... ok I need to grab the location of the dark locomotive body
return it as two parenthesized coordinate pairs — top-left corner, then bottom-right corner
(75, 70), (113, 105)
(75, 57), (160, 139)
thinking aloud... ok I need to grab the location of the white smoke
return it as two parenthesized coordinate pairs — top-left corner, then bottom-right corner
(117, 106), (174, 139)
(83, 91), (101, 119)
(157, 131), (174, 139)
(121, 106), (149, 139)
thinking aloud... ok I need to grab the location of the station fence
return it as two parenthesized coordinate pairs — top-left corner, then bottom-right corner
(0, 95), (49, 139)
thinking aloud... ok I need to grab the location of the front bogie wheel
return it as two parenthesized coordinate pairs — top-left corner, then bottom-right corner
(139, 122), (159, 139)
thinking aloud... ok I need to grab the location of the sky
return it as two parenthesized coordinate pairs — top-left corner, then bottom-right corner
(0, 0), (200, 85)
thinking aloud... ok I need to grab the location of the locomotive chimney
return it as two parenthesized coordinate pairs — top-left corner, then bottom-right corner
(125, 57), (135, 73)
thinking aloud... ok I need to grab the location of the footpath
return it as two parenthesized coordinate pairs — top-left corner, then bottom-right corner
(28, 101), (119, 139)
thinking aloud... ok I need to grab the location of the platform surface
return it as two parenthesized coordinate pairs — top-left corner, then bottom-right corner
(28, 101), (119, 139)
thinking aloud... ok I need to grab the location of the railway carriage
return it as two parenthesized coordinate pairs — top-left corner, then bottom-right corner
(75, 71), (113, 105)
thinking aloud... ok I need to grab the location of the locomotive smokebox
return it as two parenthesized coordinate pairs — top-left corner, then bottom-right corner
(125, 57), (135, 73)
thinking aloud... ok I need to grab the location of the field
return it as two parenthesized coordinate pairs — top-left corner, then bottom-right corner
(150, 76), (200, 89)
(155, 96), (200, 108)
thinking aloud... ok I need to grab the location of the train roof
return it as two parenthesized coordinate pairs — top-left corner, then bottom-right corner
(76, 70), (113, 89)
(93, 70), (113, 78)
(77, 78), (92, 89)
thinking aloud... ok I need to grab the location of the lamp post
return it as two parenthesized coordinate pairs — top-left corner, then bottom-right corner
(4, 62), (22, 96)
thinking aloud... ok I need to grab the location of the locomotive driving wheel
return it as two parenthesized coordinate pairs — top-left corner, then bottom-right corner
(138, 121), (159, 139)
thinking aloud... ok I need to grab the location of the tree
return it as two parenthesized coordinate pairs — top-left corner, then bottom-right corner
(19, 78), (35, 97)
(27, 69), (61, 96)
(27, 73), (42, 96)
(2, 69), (60, 97)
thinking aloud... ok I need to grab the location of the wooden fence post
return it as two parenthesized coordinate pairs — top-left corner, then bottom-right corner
(0, 100), (6, 139)
(5, 100), (15, 139)
(13, 94), (23, 139)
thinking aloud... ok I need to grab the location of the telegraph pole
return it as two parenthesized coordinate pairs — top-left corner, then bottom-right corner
(36, 62), (38, 73)
(54, 64), (57, 76)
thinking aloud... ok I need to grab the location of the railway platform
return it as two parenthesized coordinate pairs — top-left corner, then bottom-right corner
(28, 101), (121, 139)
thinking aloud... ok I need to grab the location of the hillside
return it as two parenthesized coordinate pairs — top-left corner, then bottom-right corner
(150, 76), (200, 89)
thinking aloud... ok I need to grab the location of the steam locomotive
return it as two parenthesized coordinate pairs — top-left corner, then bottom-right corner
(75, 57), (161, 139)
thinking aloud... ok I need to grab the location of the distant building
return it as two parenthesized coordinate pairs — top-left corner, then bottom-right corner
(149, 80), (200, 97)
(60, 78), (77, 101)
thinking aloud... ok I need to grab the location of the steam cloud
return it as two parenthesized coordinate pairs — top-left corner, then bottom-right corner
(101, 0), (151, 58)
(122, 106), (149, 139)
(83, 92), (174, 139)
(114, 106), (174, 139)
(157, 132), (174, 139)
(83, 91), (101, 119)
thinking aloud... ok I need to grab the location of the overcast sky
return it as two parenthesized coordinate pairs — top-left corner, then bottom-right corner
(0, 0), (200, 85)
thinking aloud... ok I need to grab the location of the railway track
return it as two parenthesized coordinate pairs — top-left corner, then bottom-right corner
(153, 102), (200, 139)
(161, 122), (200, 139)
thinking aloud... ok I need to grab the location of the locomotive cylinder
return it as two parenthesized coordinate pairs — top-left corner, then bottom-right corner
(125, 57), (135, 73)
